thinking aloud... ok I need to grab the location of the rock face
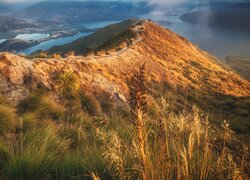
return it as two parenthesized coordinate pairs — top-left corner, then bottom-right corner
(0, 20), (249, 123)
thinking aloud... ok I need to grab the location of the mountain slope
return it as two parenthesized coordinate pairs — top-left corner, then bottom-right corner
(0, 20), (249, 133)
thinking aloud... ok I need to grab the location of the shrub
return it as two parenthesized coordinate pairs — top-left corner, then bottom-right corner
(54, 72), (80, 99)
(79, 92), (102, 116)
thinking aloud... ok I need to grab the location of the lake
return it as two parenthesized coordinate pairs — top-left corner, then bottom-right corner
(81, 21), (121, 29)
(23, 32), (91, 55)
(164, 15), (250, 59)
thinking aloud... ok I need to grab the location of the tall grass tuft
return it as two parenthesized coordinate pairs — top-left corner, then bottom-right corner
(79, 92), (102, 116)
(17, 93), (65, 120)
(54, 71), (80, 99)
(3, 123), (69, 180)
(0, 96), (17, 134)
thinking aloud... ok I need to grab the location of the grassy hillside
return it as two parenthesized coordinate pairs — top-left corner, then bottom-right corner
(0, 69), (249, 179)
(0, 19), (249, 179)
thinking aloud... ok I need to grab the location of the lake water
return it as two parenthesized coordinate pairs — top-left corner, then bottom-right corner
(15, 33), (50, 41)
(80, 21), (121, 29)
(164, 15), (250, 59)
(23, 32), (91, 55)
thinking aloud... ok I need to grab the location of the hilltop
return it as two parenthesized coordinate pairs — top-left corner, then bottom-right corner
(0, 19), (250, 133)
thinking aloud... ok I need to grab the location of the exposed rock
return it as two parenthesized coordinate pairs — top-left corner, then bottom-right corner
(9, 68), (24, 85)
(6, 88), (29, 103)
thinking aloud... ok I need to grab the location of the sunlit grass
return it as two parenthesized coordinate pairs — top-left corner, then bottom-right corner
(0, 92), (248, 179)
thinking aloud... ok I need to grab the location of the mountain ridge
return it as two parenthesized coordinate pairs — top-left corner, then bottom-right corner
(0, 19), (249, 133)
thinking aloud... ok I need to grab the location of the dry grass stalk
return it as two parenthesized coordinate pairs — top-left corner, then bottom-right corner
(129, 64), (148, 180)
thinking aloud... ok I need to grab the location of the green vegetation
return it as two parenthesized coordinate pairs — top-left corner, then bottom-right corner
(0, 69), (248, 179)
(54, 72), (80, 99)
(79, 92), (102, 116)
(0, 97), (17, 135)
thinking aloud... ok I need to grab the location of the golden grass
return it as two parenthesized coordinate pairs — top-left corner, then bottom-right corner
(0, 93), (249, 179)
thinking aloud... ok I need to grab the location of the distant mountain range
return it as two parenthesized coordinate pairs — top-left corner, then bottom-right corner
(180, 2), (250, 33)
(14, 1), (151, 23)
(0, 15), (36, 32)
(0, 2), (30, 15)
